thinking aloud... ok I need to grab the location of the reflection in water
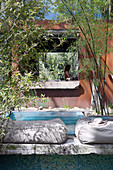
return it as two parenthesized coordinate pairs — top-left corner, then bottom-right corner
(0, 154), (113, 170)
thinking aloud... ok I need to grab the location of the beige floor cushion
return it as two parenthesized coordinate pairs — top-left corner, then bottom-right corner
(75, 118), (113, 144)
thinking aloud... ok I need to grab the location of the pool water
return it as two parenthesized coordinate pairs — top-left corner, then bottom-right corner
(0, 154), (113, 170)
(9, 111), (85, 135)
(9, 111), (84, 122)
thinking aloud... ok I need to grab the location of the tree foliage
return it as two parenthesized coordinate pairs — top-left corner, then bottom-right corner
(0, 0), (49, 145)
(49, 0), (113, 115)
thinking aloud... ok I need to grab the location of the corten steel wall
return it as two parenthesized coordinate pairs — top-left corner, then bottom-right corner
(32, 20), (92, 108)
(97, 22), (113, 105)
(11, 20), (92, 108)
(34, 21), (113, 108)
(13, 20), (113, 108)
(77, 21), (113, 108)
(102, 33), (113, 104)
(34, 81), (92, 108)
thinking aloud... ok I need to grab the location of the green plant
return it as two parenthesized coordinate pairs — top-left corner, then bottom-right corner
(64, 104), (71, 109)
(94, 108), (101, 115)
(109, 104), (113, 109)
(34, 94), (50, 108)
(0, 0), (49, 147)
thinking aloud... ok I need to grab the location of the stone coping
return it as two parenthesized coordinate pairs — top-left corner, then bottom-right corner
(14, 107), (98, 117)
(1, 136), (113, 155)
(15, 107), (86, 112)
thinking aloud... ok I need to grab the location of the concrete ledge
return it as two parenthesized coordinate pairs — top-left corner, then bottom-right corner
(1, 136), (113, 155)
(30, 81), (80, 89)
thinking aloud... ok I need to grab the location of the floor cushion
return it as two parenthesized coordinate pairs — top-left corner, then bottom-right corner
(75, 118), (113, 144)
(2, 118), (68, 144)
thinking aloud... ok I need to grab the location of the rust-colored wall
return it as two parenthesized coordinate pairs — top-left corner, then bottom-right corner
(33, 20), (92, 108)
(12, 20), (113, 108)
(104, 35), (113, 104)
(33, 79), (92, 108)
(35, 20), (73, 29)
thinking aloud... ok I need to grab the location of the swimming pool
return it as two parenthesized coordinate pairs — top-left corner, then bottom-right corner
(1, 154), (113, 170)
